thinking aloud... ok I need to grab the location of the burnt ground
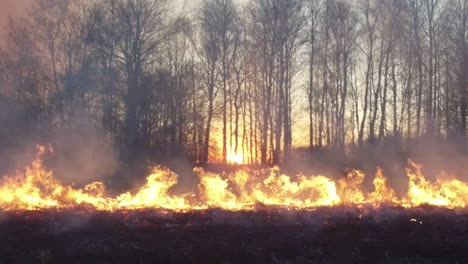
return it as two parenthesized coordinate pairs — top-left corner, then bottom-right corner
(0, 206), (467, 264)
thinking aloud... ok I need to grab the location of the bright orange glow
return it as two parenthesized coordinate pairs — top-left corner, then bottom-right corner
(0, 145), (467, 212)
(210, 122), (255, 164)
(227, 151), (244, 165)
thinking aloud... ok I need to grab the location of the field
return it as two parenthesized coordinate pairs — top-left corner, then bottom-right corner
(0, 206), (467, 264)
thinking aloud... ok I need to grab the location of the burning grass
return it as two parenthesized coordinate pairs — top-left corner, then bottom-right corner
(0, 146), (467, 212)
(0, 145), (468, 262)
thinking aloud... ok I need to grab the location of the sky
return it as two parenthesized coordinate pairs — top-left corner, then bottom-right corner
(0, 0), (247, 25)
(0, 0), (31, 42)
(0, 0), (30, 25)
(0, 0), (30, 20)
(0, 0), (186, 38)
(0, 0), (250, 45)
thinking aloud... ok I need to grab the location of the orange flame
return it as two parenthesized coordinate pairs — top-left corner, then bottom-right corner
(0, 146), (467, 211)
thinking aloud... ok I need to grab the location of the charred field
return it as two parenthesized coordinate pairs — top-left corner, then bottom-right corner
(0, 206), (467, 264)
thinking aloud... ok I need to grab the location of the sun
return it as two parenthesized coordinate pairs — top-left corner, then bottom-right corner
(227, 152), (243, 165)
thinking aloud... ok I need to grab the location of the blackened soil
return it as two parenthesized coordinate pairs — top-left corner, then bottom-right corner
(0, 206), (467, 264)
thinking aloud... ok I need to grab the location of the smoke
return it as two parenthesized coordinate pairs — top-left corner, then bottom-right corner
(407, 136), (468, 181)
(0, 211), (7, 224)
(46, 109), (120, 186)
(0, 95), (41, 174)
(165, 156), (199, 195)
(0, 95), (120, 187)
(50, 211), (93, 234)
(284, 135), (468, 198)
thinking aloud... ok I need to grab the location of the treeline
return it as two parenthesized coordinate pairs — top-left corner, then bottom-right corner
(0, 0), (466, 165)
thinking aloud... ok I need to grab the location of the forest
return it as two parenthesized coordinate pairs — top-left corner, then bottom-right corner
(0, 0), (466, 166)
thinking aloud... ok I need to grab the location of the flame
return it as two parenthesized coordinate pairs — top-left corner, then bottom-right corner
(0, 145), (467, 212)
(116, 167), (190, 210)
(368, 168), (399, 206)
(338, 170), (366, 204)
(403, 161), (468, 208)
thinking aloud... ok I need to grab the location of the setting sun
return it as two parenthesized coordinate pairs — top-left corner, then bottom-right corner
(227, 151), (243, 165)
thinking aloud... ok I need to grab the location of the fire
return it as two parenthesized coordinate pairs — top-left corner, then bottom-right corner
(368, 168), (398, 205)
(0, 145), (467, 212)
(403, 161), (468, 208)
(116, 167), (191, 210)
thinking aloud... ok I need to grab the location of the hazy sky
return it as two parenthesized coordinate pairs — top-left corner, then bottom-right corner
(0, 0), (248, 44)
(0, 0), (31, 40)
(0, 0), (185, 36)
(0, 0), (30, 19)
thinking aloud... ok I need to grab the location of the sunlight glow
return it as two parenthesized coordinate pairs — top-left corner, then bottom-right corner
(227, 151), (243, 165)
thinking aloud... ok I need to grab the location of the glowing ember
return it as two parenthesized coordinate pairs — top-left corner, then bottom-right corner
(0, 145), (467, 212)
